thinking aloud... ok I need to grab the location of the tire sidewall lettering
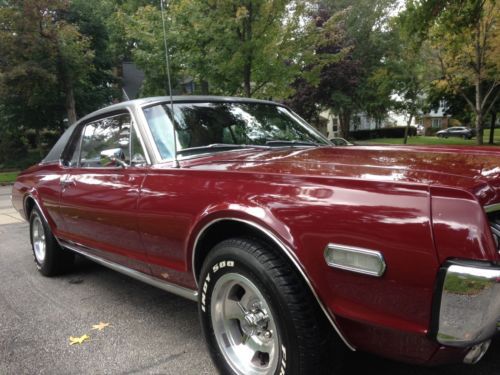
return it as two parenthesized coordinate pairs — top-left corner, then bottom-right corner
(200, 257), (289, 374)
(201, 259), (234, 313)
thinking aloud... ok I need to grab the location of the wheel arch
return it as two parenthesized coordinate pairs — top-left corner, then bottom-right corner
(23, 193), (52, 228)
(190, 216), (356, 351)
(24, 195), (36, 220)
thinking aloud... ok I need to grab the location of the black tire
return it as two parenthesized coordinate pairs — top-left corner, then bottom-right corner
(198, 237), (344, 375)
(29, 206), (74, 276)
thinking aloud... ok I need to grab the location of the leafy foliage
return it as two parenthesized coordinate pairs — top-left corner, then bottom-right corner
(0, 0), (120, 160)
(402, 0), (500, 144)
(287, 0), (396, 138)
(121, 0), (305, 98)
(0, 0), (498, 160)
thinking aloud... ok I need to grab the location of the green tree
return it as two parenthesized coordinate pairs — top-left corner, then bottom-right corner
(0, 0), (94, 130)
(67, 0), (120, 115)
(383, 18), (434, 144)
(118, 4), (181, 96)
(123, 0), (304, 98)
(287, 0), (396, 138)
(403, 0), (500, 145)
(0, 0), (122, 163)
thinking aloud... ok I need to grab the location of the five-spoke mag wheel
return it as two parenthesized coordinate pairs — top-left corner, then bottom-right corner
(29, 206), (74, 276)
(31, 215), (47, 264)
(199, 237), (342, 375)
(211, 273), (280, 374)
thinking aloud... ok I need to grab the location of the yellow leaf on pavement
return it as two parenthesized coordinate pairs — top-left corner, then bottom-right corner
(69, 334), (90, 345)
(91, 322), (111, 331)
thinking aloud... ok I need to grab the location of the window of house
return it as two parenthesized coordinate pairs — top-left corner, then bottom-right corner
(432, 118), (442, 128)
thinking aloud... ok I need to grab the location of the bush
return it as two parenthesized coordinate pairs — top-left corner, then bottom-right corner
(0, 129), (28, 166)
(350, 127), (417, 140)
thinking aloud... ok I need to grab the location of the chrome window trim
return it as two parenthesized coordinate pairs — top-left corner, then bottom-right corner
(58, 239), (198, 302)
(191, 217), (356, 351)
(485, 203), (500, 214)
(130, 110), (152, 166)
(137, 102), (170, 164)
(324, 243), (386, 277)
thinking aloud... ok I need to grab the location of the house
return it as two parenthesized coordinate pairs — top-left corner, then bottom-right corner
(415, 102), (453, 135)
(320, 110), (385, 138)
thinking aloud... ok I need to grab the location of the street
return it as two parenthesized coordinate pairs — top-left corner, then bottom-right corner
(0, 186), (498, 374)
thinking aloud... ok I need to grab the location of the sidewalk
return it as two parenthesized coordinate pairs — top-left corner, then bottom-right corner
(0, 185), (23, 225)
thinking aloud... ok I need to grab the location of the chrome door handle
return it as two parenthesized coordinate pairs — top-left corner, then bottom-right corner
(60, 175), (75, 188)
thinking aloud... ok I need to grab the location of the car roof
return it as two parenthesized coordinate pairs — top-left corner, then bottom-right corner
(78, 96), (280, 124)
(42, 96), (283, 164)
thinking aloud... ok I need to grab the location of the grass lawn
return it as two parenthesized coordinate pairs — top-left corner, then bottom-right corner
(362, 128), (500, 146)
(0, 171), (19, 184)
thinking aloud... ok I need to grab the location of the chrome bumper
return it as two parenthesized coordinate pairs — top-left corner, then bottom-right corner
(432, 260), (500, 348)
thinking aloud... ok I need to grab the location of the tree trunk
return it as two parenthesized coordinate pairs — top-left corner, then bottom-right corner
(200, 80), (209, 95)
(65, 80), (77, 125)
(403, 113), (413, 145)
(57, 43), (77, 125)
(338, 110), (351, 139)
(490, 111), (497, 144)
(242, 2), (252, 97)
(35, 128), (43, 157)
(243, 61), (251, 97)
(474, 18), (483, 146)
(475, 111), (483, 145)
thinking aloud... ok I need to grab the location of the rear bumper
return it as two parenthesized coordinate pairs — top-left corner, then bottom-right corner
(431, 260), (500, 349)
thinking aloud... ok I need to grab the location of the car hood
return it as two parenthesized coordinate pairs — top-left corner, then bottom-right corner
(180, 145), (500, 206)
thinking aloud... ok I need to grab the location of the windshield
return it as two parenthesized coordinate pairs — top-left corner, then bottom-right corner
(142, 102), (329, 159)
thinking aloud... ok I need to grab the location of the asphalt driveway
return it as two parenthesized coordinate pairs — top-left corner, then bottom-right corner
(0, 185), (497, 374)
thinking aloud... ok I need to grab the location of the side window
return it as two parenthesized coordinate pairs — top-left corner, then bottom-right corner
(130, 125), (147, 166)
(79, 114), (133, 168)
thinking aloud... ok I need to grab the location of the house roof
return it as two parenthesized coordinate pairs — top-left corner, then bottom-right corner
(122, 62), (145, 100)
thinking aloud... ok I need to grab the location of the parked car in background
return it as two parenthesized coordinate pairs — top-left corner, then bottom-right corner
(416, 125), (425, 136)
(11, 96), (500, 374)
(328, 137), (353, 146)
(436, 126), (476, 139)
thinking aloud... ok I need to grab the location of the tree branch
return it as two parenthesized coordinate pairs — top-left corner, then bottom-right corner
(436, 52), (476, 112)
(250, 80), (270, 96)
(459, 90), (477, 113)
(481, 80), (499, 109)
(484, 90), (499, 118)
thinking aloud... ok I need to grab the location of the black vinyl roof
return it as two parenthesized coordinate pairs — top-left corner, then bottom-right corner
(41, 122), (78, 164)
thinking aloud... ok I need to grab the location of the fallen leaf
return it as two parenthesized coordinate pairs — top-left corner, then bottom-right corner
(69, 334), (90, 345)
(91, 322), (110, 331)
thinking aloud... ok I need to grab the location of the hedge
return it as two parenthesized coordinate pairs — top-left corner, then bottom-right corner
(350, 127), (417, 140)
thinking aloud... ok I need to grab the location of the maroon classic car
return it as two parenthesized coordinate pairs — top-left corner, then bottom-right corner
(11, 96), (500, 374)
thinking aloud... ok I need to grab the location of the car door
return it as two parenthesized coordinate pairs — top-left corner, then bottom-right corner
(59, 111), (150, 273)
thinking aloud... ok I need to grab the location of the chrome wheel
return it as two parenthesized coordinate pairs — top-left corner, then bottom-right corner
(211, 273), (280, 375)
(32, 216), (46, 263)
